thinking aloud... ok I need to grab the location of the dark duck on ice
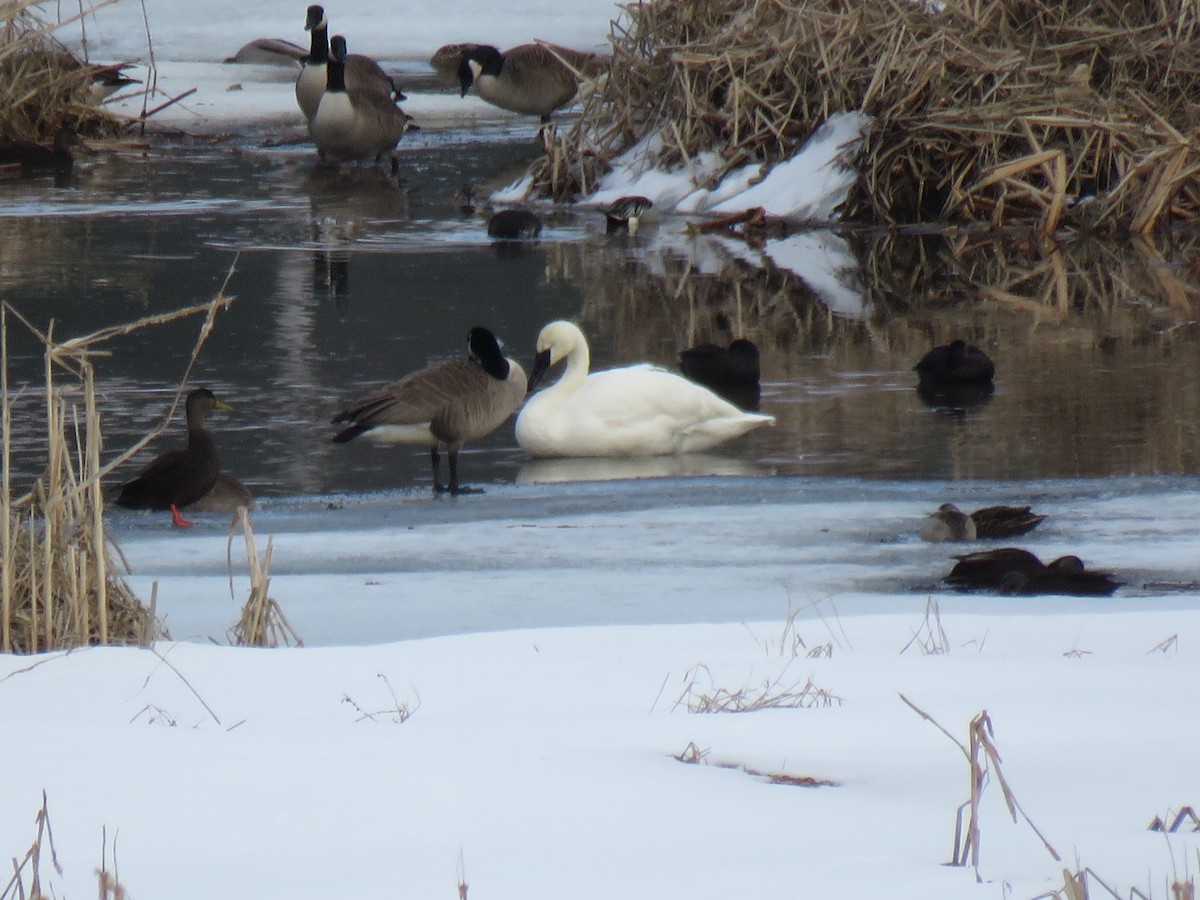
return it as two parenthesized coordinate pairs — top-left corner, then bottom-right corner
(114, 388), (232, 528)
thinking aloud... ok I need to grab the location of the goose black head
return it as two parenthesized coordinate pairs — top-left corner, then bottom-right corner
(305, 4), (327, 31)
(458, 45), (503, 96)
(467, 326), (510, 381)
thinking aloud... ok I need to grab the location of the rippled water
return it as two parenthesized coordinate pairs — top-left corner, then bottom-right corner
(2, 121), (1200, 500)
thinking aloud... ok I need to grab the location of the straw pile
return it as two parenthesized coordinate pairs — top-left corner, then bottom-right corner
(531, 0), (1200, 232)
(1, 282), (234, 654)
(1, 307), (156, 654)
(1, 0), (124, 142)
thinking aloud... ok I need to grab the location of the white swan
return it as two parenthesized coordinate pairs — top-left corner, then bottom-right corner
(515, 321), (774, 458)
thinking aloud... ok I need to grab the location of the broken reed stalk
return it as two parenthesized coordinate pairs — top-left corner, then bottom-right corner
(0, 790), (61, 900)
(529, 0), (1200, 232)
(227, 506), (302, 648)
(899, 695), (1060, 880)
(0, 262), (237, 654)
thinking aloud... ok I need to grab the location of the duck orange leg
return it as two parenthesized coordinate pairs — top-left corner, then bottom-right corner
(169, 504), (195, 528)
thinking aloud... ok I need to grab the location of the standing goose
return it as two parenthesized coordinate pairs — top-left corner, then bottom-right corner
(457, 44), (582, 121)
(295, 4), (401, 122)
(114, 388), (233, 528)
(331, 327), (527, 495)
(516, 320), (774, 458)
(309, 35), (408, 171)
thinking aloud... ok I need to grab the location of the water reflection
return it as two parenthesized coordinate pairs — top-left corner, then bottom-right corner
(2, 134), (1200, 497)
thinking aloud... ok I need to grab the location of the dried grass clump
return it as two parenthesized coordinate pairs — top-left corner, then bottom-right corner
(531, 0), (1200, 232)
(1, 0), (125, 142)
(2, 278), (235, 654)
(1, 306), (155, 654)
(226, 507), (302, 648)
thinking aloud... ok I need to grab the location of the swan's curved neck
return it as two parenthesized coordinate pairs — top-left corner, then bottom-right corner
(551, 339), (589, 396)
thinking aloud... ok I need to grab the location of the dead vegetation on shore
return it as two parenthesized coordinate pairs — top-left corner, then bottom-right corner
(532, 0), (1200, 233)
(0, 0), (128, 143)
(0, 282), (235, 654)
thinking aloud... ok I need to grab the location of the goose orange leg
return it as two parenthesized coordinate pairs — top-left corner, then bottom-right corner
(169, 504), (195, 528)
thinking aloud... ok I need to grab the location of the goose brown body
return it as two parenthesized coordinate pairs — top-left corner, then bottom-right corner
(458, 44), (583, 120)
(114, 388), (231, 525)
(331, 327), (526, 494)
(308, 35), (407, 168)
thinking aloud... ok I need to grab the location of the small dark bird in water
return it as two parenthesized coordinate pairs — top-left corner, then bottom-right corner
(944, 547), (1120, 596)
(919, 503), (976, 542)
(487, 208), (542, 239)
(114, 388), (233, 528)
(969, 505), (1046, 539)
(914, 339), (995, 385)
(678, 338), (761, 410)
(0, 127), (85, 175)
(604, 196), (653, 234)
(331, 326), (527, 495)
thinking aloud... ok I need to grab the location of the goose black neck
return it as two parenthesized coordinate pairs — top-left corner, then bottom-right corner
(325, 56), (346, 92)
(308, 23), (329, 64)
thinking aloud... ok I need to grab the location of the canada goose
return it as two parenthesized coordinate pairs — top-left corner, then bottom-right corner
(969, 505), (1046, 539)
(308, 35), (408, 171)
(0, 127), (84, 175)
(944, 547), (1120, 596)
(914, 339), (995, 385)
(331, 326), (527, 495)
(430, 42), (481, 85)
(487, 208), (542, 239)
(114, 388), (233, 528)
(225, 37), (308, 67)
(604, 196), (653, 234)
(516, 320), (774, 458)
(185, 472), (256, 512)
(919, 503), (977, 542)
(458, 44), (581, 122)
(295, 4), (401, 123)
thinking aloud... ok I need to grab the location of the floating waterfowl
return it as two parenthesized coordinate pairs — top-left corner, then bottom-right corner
(516, 320), (774, 458)
(458, 43), (585, 121)
(114, 388), (232, 528)
(944, 547), (1120, 596)
(914, 339), (995, 385)
(970, 505), (1047, 539)
(921, 503), (1047, 541)
(0, 127), (84, 175)
(225, 37), (309, 67)
(487, 208), (542, 239)
(295, 4), (401, 123)
(331, 326), (527, 495)
(678, 338), (761, 410)
(308, 35), (408, 170)
(919, 503), (977, 542)
(603, 196), (653, 234)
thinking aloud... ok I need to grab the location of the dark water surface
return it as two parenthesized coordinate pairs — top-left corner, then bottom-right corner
(3, 122), (1200, 500)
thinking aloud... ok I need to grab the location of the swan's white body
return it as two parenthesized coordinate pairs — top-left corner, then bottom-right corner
(516, 321), (774, 458)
